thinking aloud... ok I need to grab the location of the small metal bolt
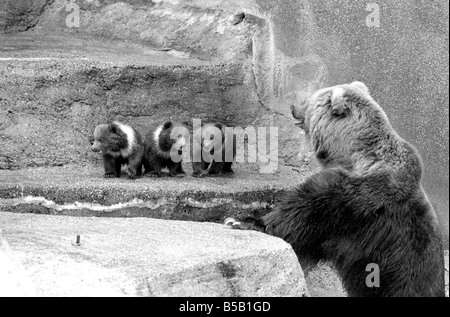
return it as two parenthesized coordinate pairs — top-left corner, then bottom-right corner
(73, 235), (81, 247)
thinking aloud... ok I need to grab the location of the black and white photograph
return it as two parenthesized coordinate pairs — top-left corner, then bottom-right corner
(0, 0), (448, 300)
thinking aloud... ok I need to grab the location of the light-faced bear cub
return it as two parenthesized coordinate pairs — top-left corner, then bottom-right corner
(226, 81), (445, 297)
(90, 121), (144, 179)
(143, 121), (189, 178)
(192, 123), (236, 178)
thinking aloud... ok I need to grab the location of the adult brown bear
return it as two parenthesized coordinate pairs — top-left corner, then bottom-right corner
(226, 81), (445, 297)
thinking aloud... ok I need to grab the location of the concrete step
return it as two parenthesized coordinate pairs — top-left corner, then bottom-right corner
(0, 33), (210, 65)
(0, 212), (308, 297)
(0, 165), (304, 222)
(0, 32), (260, 170)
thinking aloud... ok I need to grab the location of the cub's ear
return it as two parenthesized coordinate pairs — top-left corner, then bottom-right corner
(215, 123), (223, 130)
(330, 87), (349, 117)
(351, 81), (370, 95)
(109, 122), (119, 134)
(163, 121), (173, 129)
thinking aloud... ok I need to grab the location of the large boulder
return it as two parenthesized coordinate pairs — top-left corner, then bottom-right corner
(0, 212), (308, 296)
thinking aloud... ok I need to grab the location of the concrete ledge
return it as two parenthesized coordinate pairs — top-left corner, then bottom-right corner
(0, 212), (308, 297)
(0, 165), (303, 222)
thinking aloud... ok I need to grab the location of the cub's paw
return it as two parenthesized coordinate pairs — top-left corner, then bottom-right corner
(224, 217), (245, 230)
(125, 169), (137, 180)
(222, 170), (234, 176)
(192, 172), (206, 178)
(104, 172), (118, 179)
(145, 172), (162, 178)
(170, 172), (186, 178)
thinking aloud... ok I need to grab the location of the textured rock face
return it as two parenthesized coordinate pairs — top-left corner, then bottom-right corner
(0, 34), (258, 169)
(36, 0), (257, 62)
(0, 213), (308, 297)
(0, 0), (52, 33)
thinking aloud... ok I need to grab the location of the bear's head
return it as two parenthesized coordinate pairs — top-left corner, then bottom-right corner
(194, 123), (225, 155)
(90, 122), (126, 154)
(292, 81), (393, 170)
(157, 121), (189, 153)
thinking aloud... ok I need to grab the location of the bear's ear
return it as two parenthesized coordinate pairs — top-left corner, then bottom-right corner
(109, 122), (119, 134)
(351, 81), (370, 95)
(330, 87), (349, 117)
(163, 121), (173, 129)
(215, 123), (223, 130)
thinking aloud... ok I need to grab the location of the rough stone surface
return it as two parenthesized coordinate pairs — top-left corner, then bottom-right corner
(0, 212), (308, 297)
(36, 0), (257, 62)
(0, 0), (51, 33)
(305, 264), (346, 297)
(0, 232), (36, 296)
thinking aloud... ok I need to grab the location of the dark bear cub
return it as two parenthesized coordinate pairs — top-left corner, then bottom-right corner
(226, 81), (445, 297)
(192, 122), (236, 178)
(90, 121), (144, 179)
(143, 121), (189, 177)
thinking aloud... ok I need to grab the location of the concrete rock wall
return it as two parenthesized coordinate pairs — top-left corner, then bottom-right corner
(0, 0), (52, 33)
(35, 0), (258, 62)
(0, 58), (258, 168)
(0, 0), (448, 246)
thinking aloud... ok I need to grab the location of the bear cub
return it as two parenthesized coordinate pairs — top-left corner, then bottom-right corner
(90, 121), (144, 179)
(143, 121), (189, 177)
(192, 122), (236, 177)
